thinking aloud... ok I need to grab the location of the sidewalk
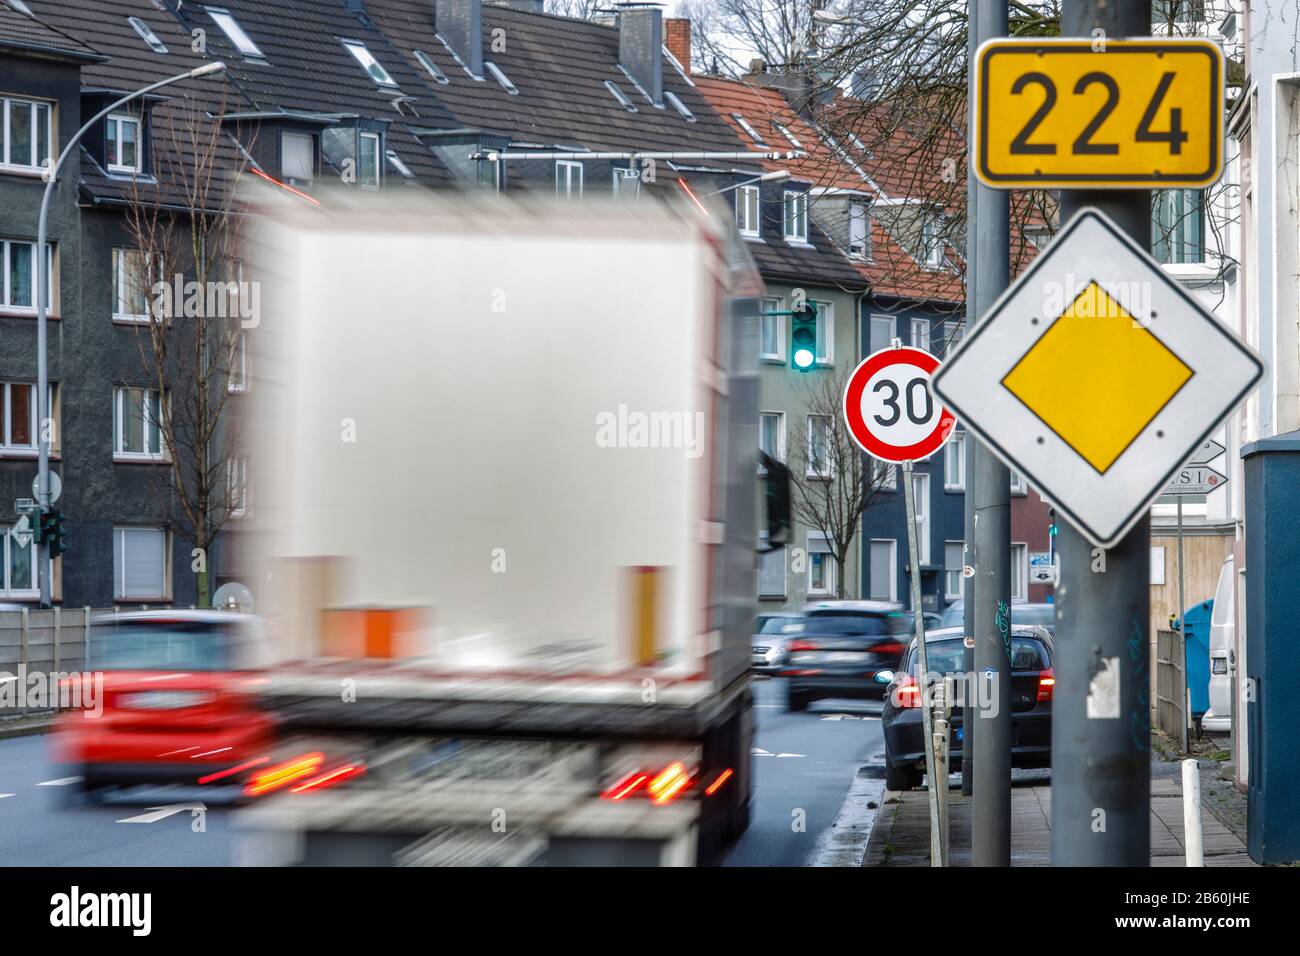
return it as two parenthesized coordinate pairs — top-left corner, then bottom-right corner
(863, 765), (1256, 867)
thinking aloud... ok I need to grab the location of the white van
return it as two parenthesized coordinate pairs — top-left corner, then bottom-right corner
(1203, 555), (1234, 732)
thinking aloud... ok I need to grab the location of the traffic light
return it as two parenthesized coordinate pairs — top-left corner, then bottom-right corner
(39, 509), (66, 557)
(790, 300), (817, 371)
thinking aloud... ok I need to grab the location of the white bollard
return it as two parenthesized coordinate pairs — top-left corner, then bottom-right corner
(1182, 758), (1204, 866)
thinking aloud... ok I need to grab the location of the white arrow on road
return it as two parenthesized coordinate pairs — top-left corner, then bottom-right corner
(116, 802), (206, 824)
(821, 714), (861, 721)
(775, 752), (806, 758)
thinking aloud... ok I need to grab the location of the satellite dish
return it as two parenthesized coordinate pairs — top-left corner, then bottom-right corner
(212, 582), (254, 612)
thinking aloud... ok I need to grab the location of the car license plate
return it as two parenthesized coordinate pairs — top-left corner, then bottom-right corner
(825, 651), (868, 663)
(121, 690), (211, 710)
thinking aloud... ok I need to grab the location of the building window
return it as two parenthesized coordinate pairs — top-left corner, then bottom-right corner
(912, 472), (931, 565)
(1152, 189), (1205, 264)
(0, 382), (35, 451)
(911, 317), (930, 353)
(556, 160), (583, 198)
(783, 191), (808, 242)
(2, 96), (51, 170)
(1010, 468), (1027, 496)
(759, 296), (782, 360)
(227, 456), (249, 518)
(869, 539), (896, 601)
(1011, 542), (1028, 601)
(113, 386), (165, 460)
(812, 299), (833, 365)
(736, 185), (760, 238)
(849, 201), (870, 258)
(112, 248), (162, 321)
(281, 131), (315, 186)
(0, 525), (37, 598)
(207, 6), (264, 59)
(358, 131), (381, 189)
(106, 113), (142, 173)
(944, 541), (964, 601)
(869, 314), (896, 355)
(808, 533), (833, 595)
(732, 113), (765, 145)
(807, 415), (832, 478)
(757, 533), (786, 598)
(759, 411), (785, 469)
(922, 215), (944, 268)
(945, 432), (965, 490)
(113, 527), (168, 600)
(2, 239), (53, 312)
(871, 457), (897, 491)
(944, 318), (964, 355)
(612, 167), (640, 199)
(229, 331), (248, 392)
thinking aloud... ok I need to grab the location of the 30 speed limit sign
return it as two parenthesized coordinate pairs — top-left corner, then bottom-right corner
(842, 346), (955, 463)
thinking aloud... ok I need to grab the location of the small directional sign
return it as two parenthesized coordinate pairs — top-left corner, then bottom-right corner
(1164, 464), (1228, 496)
(975, 38), (1224, 189)
(1186, 438), (1225, 465)
(932, 208), (1264, 549)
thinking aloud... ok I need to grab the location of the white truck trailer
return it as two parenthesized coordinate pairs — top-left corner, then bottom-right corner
(233, 192), (774, 866)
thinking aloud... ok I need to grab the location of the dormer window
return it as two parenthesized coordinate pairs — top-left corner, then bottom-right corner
(922, 215), (945, 268)
(106, 114), (142, 173)
(736, 185), (760, 238)
(783, 190), (808, 243)
(281, 131), (316, 187)
(207, 7), (265, 60)
(341, 39), (397, 88)
(849, 201), (870, 258)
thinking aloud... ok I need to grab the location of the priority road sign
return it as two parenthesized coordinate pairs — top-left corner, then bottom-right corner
(931, 208), (1264, 549)
(974, 38), (1224, 189)
(842, 346), (955, 463)
(1164, 464), (1228, 496)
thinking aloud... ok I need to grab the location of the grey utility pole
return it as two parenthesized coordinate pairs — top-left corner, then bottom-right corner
(1051, 0), (1152, 866)
(969, 0), (1012, 867)
(32, 61), (227, 606)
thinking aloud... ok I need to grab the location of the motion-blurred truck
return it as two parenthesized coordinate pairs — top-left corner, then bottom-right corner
(233, 192), (773, 866)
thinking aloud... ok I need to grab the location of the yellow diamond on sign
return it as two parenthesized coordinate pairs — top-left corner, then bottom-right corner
(1002, 283), (1193, 474)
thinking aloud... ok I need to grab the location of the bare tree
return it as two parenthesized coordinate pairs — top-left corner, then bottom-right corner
(120, 91), (251, 607)
(786, 368), (893, 598)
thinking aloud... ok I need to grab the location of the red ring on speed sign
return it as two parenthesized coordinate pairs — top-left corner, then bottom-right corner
(842, 346), (955, 463)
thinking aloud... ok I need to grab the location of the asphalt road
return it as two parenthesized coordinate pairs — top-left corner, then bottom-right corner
(0, 734), (235, 867)
(724, 677), (885, 867)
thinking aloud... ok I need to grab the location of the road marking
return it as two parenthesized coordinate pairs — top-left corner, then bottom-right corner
(809, 758), (887, 867)
(752, 748), (772, 756)
(775, 752), (806, 758)
(37, 777), (82, 787)
(116, 802), (206, 824)
(0, 793), (14, 799)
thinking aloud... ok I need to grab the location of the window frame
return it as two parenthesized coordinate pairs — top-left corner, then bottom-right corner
(871, 457), (897, 492)
(555, 160), (583, 199)
(757, 532), (787, 599)
(869, 538), (898, 602)
(281, 130), (316, 186)
(812, 299), (834, 365)
(1, 96), (52, 172)
(911, 317), (930, 353)
(227, 455), (249, 519)
(105, 112), (143, 174)
(806, 414), (833, 479)
(228, 330), (249, 393)
(758, 410), (786, 471)
(1010, 468), (1028, 496)
(1, 238), (54, 314)
(358, 130), (382, 190)
(736, 185), (761, 238)
(113, 385), (167, 462)
(944, 541), (964, 601)
(807, 532), (834, 596)
(112, 247), (162, 323)
(911, 472), (931, 565)
(340, 38), (398, 88)
(759, 296), (783, 361)
(207, 6), (265, 59)
(869, 314), (896, 355)
(944, 431), (966, 491)
(848, 200), (870, 258)
(0, 523), (38, 599)
(112, 526), (170, 601)
(0, 381), (36, 453)
(783, 190), (809, 243)
(922, 215), (945, 269)
(1011, 542), (1028, 602)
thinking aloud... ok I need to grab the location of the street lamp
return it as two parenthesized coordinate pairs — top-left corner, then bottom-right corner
(700, 169), (792, 197)
(33, 61), (227, 607)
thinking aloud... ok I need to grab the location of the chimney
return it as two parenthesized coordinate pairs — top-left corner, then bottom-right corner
(665, 17), (690, 75)
(486, 0), (544, 11)
(435, 0), (483, 80)
(619, 3), (663, 107)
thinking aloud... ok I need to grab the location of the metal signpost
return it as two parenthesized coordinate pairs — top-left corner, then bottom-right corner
(942, 0), (1254, 868)
(842, 344), (955, 867)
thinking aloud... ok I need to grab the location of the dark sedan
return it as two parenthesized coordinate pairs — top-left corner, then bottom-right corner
(782, 601), (910, 711)
(880, 624), (1054, 790)
(939, 600), (1057, 635)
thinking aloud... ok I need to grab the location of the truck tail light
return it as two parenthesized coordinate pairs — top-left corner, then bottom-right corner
(647, 761), (691, 805)
(1037, 668), (1055, 702)
(602, 762), (696, 805)
(704, 768), (734, 796)
(244, 752), (324, 797)
(602, 770), (650, 801)
(291, 763), (366, 793)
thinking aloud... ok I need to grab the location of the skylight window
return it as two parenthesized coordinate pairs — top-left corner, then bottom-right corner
(341, 39), (397, 88)
(664, 90), (695, 122)
(605, 81), (636, 112)
(662, 45), (694, 86)
(485, 61), (518, 95)
(206, 7), (264, 60)
(128, 16), (168, 54)
(386, 150), (414, 179)
(414, 49), (449, 84)
(773, 122), (802, 149)
(7, 0), (34, 16)
(732, 114), (765, 145)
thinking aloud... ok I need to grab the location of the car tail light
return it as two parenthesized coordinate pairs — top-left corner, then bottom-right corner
(787, 639), (819, 652)
(894, 676), (921, 708)
(1037, 668), (1055, 702)
(244, 752), (324, 797)
(870, 641), (905, 657)
(647, 761), (692, 805)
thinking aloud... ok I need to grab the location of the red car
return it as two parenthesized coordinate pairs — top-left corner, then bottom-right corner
(52, 611), (276, 802)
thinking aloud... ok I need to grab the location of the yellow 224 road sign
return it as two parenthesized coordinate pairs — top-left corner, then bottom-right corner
(975, 38), (1224, 189)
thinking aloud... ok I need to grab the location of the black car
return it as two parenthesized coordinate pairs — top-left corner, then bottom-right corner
(880, 624), (1054, 790)
(939, 600), (1057, 635)
(782, 601), (910, 711)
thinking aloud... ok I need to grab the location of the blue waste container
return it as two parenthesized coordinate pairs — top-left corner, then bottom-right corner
(1180, 600), (1213, 719)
